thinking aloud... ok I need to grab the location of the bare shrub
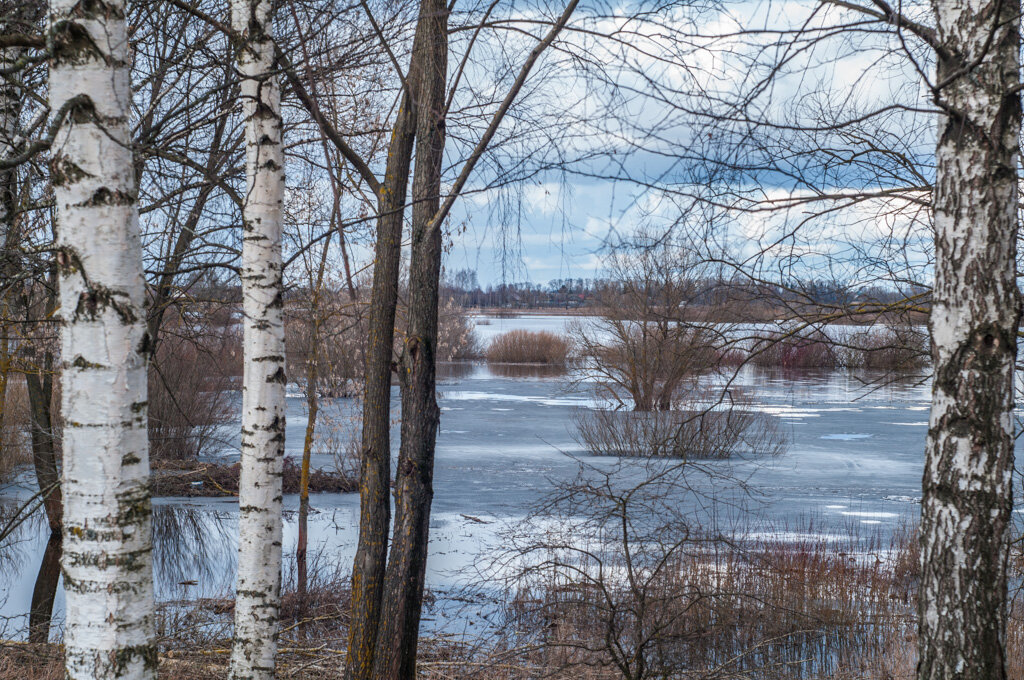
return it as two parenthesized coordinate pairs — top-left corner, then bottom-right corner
(486, 329), (570, 365)
(570, 232), (726, 412)
(287, 293), (479, 396)
(281, 546), (352, 640)
(574, 406), (786, 460)
(485, 458), (925, 680)
(438, 297), (482, 361)
(285, 290), (365, 398)
(843, 325), (928, 371)
(0, 376), (31, 481)
(148, 328), (237, 462)
(749, 330), (837, 369)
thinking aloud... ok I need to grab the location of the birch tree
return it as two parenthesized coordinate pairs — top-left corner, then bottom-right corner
(229, 0), (287, 676)
(918, 0), (1021, 676)
(50, 0), (157, 674)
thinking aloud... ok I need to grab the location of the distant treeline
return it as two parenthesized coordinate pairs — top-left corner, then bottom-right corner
(441, 268), (930, 322)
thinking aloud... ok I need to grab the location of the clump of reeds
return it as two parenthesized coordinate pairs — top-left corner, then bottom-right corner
(486, 330), (570, 365)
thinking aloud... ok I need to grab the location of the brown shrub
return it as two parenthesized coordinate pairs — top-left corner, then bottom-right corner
(486, 330), (570, 365)
(843, 325), (929, 371)
(148, 329), (238, 461)
(750, 331), (837, 369)
(0, 376), (31, 482)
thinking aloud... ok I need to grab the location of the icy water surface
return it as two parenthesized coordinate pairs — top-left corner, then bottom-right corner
(0, 314), (950, 639)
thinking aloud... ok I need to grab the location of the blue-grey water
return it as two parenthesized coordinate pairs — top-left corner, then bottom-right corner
(0, 314), (949, 640)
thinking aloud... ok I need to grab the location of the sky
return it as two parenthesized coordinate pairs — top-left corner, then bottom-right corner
(434, 0), (936, 287)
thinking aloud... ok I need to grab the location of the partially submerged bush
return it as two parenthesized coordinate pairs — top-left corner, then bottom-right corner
(843, 325), (928, 370)
(573, 320), (721, 410)
(749, 330), (837, 369)
(575, 406), (785, 460)
(745, 325), (928, 372)
(486, 329), (570, 365)
(437, 297), (482, 361)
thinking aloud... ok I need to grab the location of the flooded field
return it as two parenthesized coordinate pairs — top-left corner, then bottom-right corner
(0, 314), (951, 641)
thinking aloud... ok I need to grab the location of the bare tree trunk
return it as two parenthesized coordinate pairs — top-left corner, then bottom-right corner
(298, 237), (330, 638)
(918, 0), (1021, 676)
(51, 0), (156, 674)
(28, 532), (61, 643)
(344, 36), (426, 680)
(372, 3), (448, 676)
(229, 0), (286, 677)
(26, 348), (61, 533)
(297, 351), (317, 634)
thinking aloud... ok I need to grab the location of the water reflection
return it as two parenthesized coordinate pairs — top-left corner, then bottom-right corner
(436, 362), (475, 381)
(153, 504), (236, 598)
(485, 363), (568, 379)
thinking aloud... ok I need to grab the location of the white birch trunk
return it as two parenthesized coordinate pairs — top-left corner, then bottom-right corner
(919, 0), (1021, 676)
(228, 0), (286, 676)
(50, 0), (156, 676)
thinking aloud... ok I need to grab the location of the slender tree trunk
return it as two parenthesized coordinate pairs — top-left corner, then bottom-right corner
(26, 349), (61, 533)
(28, 533), (61, 643)
(229, 0), (286, 676)
(372, 3), (448, 676)
(344, 36), (426, 680)
(297, 351), (317, 635)
(918, 0), (1021, 676)
(51, 0), (156, 674)
(298, 238), (329, 636)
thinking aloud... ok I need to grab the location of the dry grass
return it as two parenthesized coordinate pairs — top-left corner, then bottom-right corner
(486, 330), (570, 365)
(5, 523), (1024, 680)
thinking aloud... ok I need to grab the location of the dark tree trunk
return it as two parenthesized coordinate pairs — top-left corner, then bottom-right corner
(344, 19), (430, 680)
(372, 2), (448, 677)
(918, 0), (1021, 676)
(26, 354), (61, 534)
(28, 533), (61, 643)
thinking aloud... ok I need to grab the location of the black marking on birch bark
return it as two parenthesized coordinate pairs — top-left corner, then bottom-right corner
(76, 187), (136, 207)
(73, 286), (138, 323)
(49, 155), (91, 187)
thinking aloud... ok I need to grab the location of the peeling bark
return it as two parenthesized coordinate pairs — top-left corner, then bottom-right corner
(919, 0), (1021, 676)
(51, 0), (157, 674)
(228, 0), (286, 677)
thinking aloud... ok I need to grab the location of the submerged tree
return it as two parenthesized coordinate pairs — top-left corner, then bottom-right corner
(51, 0), (157, 675)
